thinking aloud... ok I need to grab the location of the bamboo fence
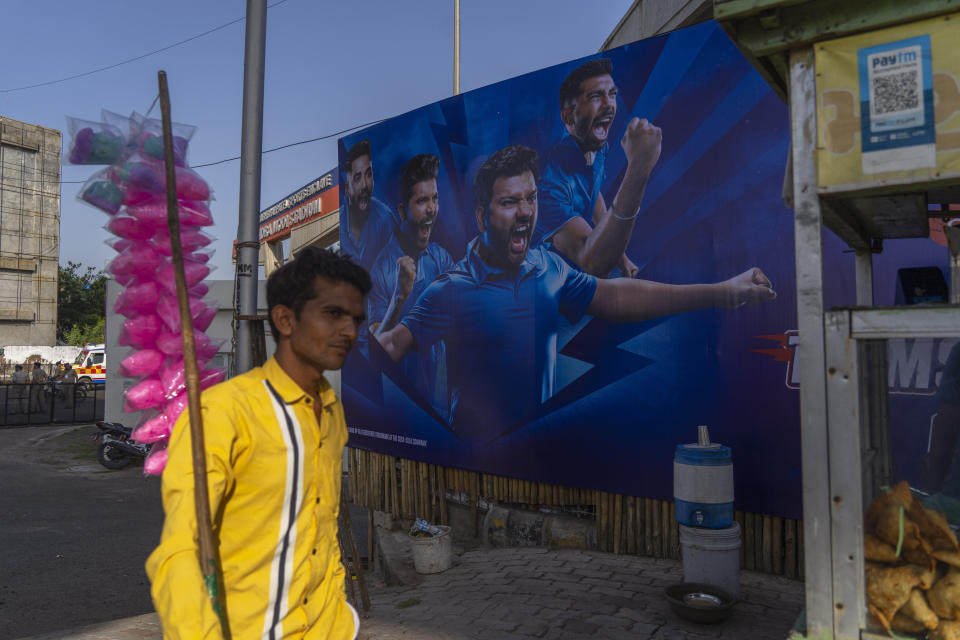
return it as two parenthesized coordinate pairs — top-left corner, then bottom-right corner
(346, 448), (804, 580)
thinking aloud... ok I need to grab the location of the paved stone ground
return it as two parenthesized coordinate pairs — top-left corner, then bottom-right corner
(356, 547), (804, 640)
(20, 547), (803, 639)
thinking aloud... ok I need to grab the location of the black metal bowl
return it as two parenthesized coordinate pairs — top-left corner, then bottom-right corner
(664, 582), (737, 624)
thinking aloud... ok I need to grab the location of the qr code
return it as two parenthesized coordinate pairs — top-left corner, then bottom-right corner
(872, 70), (919, 115)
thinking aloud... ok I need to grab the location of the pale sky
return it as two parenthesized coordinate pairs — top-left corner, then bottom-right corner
(0, 0), (634, 275)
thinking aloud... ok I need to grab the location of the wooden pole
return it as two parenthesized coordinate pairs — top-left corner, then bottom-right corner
(339, 494), (370, 613)
(157, 71), (228, 637)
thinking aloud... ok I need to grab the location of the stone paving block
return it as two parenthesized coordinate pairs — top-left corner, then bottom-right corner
(516, 620), (550, 637)
(542, 571), (580, 583)
(571, 567), (613, 579)
(526, 594), (576, 610)
(567, 597), (621, 616)
(514, 577), (555, 590)
(561, 618), (599, 634)
(584, 613), (632, 630)
(580, 576), (624, 589)
(484, 616), (522, 632)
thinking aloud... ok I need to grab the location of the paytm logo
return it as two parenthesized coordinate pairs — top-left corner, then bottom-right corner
(872, 49), (918, 69)
(753, 332), (958, 394)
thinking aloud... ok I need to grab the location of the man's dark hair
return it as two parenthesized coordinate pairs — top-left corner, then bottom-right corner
(473, 145), (540, 212)
(14, 364), (22, 370)
(266, 246), (371, 339)
(345, 139), (371, 172)
(33, 362), (40, 368)
(400, 154), (440, 209)
(558, 58), (613, 109)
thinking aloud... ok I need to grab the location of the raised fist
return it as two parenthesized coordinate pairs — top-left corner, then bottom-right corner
(721, 268), (776, 308)
(621, 117), (662, 175)
(396, 256), (417, 300)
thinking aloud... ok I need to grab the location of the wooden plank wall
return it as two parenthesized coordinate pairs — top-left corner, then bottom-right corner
(347, 448), (804, 580)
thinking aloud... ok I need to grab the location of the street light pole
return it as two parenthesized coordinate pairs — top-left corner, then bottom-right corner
(235, 0), (267, 375)
(454, 0), (461, 95)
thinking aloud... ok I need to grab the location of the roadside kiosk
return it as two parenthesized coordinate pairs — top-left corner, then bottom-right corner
(716, 0), (960, 637)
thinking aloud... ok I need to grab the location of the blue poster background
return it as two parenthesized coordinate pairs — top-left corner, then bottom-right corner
(338, 21), (949, 519)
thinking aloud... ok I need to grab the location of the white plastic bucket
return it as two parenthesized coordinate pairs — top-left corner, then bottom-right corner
(409, 525), (452, 574)
(679, 521), (741, 597)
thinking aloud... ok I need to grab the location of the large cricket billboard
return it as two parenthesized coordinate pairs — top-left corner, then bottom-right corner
(338, 21), (952, 519)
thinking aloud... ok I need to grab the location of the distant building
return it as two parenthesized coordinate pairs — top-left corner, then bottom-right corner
(0, 117), (60, 345)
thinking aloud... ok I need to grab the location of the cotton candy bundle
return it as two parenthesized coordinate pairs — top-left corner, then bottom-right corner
(68, 109), (225, 475)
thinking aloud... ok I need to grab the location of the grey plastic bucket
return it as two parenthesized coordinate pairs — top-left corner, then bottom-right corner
(409, 525), (452, 574)
(678, 521), (741, 597)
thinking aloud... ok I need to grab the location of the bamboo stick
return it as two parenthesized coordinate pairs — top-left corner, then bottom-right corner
(438, 464), (448, 525)
(669, 502), (679, 559)
(471, 472), (480, 537)
(644, 498), (653, 557)
(158, 71), (227, 636)
(660, 501), (670, 559)
(798, 521), (805, 581)
(613, 494), (622, 555)
(772, 516), (783, 575)
(733, 511), (747, 569)
(390, 457), (399, 519)
(784, 518), (796, 578)
(419, 462), (428, 518)
(652, 497), (662, 558)
(753, 512), (762, 570)
(762, 515), (773, 573)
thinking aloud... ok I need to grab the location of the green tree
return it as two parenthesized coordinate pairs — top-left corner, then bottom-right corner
(57, 261), (107, 345)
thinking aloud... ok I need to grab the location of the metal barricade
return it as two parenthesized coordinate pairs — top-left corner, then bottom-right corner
(0, 381), (105, 426)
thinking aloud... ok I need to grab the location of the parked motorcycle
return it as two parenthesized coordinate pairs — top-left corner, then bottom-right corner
(94, 421), (151, 470)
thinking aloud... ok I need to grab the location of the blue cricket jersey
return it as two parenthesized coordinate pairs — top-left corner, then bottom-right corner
(534, 133), (607, 250)
(400, 238), (597, 440)
(339, 195), (396, 272)
(368, 231), (454, 415)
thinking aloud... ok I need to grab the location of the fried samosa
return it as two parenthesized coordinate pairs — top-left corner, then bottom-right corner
(931, 620), (960, 640)
(867, 564), (936, 624)
(929, 569), (960, 620)
(865, 534), (901, 564)
(910, 501), (960, 552)
(900, 588), (939, 630)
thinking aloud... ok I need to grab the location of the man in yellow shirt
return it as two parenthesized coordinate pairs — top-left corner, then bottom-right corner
(147, 247), (370, 639)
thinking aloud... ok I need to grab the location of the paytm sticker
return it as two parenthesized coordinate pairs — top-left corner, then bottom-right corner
(858, 35), (935, 174)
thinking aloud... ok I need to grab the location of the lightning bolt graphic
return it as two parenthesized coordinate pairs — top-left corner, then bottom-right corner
(489, 317), (661, 442)
(751, 333), (792, 363)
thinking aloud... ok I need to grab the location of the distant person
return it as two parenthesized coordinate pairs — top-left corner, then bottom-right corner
(147, 247), (369, 640)
(62, 365), (78, 408)
(537, 58), (661, 278)
(340, 139), (396, 271)
(10, 364), (28, 413)
(29, 362), (47, 413)
(375, 145), (775, 440)
(368, 154), (454, 414)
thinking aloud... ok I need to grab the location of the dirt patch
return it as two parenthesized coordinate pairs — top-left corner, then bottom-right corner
(30, 425), (144, 473)
(31, 426), (100, 467)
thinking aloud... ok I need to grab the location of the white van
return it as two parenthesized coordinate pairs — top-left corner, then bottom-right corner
(73, 343), (106, 389)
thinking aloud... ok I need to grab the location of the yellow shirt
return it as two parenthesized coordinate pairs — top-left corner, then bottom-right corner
(146, 356), (357, 639)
